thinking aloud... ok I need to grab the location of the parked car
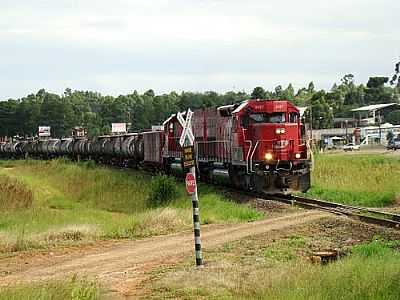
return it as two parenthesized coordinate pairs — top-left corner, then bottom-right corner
(387, 140), (400, 151)
(343, 143), (360, 151)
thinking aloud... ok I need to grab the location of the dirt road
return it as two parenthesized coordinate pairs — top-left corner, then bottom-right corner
(0, 211), (328, 297)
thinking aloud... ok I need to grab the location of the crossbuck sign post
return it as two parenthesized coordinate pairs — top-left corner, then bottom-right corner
(178, 109), (203, 266)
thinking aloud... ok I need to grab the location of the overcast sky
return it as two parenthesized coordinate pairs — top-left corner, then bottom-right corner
(1, 0), (399, 99)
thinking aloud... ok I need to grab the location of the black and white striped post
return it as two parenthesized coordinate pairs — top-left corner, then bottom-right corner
(179, 108), (203, 267)
(189, 166), (203, 266)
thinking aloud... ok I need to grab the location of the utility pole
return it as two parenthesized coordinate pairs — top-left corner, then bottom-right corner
(378, 112), (382, 144)
(309, 102), (313, 146)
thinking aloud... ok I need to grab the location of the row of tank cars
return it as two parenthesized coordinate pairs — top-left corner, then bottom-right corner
(0, 133), (156, 167)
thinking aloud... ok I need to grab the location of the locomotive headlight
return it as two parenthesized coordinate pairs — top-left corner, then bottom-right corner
(265, 153), (273, 161)
(275, 128), (285, 134)
(295, 153), (301, 159)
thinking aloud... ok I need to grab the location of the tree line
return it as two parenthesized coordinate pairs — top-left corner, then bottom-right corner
(1, 73), (399, 138)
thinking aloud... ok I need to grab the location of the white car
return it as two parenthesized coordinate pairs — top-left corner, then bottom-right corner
(343, 143), (360, 151)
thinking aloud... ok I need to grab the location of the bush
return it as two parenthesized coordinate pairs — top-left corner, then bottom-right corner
(148, 175), (178, 207)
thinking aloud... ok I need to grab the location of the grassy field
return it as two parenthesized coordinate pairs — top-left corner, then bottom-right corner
(305, 153), (400, 207)
(239, 240), (400, 300)
(0, 159), (262, 254)
(149, 234), (400, 300)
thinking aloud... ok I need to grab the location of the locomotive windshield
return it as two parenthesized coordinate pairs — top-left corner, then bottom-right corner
(248, 112), (286, 124)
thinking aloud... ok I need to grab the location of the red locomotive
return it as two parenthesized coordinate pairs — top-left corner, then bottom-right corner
(162, 99), (311, 194)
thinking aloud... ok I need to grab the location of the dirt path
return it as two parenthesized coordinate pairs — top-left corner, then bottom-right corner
(0, 211), (328, 297)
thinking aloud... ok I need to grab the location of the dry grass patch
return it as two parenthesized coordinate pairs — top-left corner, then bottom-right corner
(132, 208), (192, 237)
(0, 175), (33, 210)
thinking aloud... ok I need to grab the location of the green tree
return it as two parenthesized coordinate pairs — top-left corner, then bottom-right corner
(251, 87), (266, 99)
(390, 61), (400, 87)
(365, 77), (392, 104)
(386, 110), (400, 125)
(281, 83), (295, 100)
(0, 100), (18, 137)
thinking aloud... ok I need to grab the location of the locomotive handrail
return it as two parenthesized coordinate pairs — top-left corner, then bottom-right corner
(249, 140), (259, 173)
(244, 140), (252, 174)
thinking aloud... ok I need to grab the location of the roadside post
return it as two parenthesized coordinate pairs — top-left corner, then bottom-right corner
(178, 109), (203, 266)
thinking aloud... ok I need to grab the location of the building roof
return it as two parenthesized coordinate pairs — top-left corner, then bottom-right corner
(351, 103), (399, 112)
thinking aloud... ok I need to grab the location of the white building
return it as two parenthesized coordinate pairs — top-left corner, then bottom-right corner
(351, 103), (400, 126)
(360, 123), (400, 145)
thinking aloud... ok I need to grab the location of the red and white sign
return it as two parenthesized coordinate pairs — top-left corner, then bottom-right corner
(112, 123), (127, 133)
(38, 126), (51, 137)
(185, 172), (196, 195)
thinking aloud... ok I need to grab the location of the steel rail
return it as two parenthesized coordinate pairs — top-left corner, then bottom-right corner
(265, 194), (400, 230)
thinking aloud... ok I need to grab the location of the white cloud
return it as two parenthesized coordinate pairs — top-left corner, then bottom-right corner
(0, 0), (399, 99)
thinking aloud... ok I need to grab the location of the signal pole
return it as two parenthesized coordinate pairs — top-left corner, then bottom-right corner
(309, 101), (313, 145)
(189, 166), (203, 266)
(179, 109), (203, 267)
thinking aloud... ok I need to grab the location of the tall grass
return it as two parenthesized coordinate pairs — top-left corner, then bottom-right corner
(0, 277), (99, 300)
(13, 159), (152, 213)
(0, 159), (262, 253)
(306, 154), (400, 207)
(0, 175), (33, 211)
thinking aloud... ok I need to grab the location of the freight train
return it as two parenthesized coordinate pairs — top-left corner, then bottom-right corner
(0, 99), (311, 194)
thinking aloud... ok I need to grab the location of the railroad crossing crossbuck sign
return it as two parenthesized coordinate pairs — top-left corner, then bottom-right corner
(178, 109), (195, 147)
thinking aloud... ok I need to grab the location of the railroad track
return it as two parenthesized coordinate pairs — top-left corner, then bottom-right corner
(266, 194), (400, 230)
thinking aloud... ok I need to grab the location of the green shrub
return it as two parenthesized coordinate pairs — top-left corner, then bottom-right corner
(148, 175), (179, 207)
(352, 239), (400, 258)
